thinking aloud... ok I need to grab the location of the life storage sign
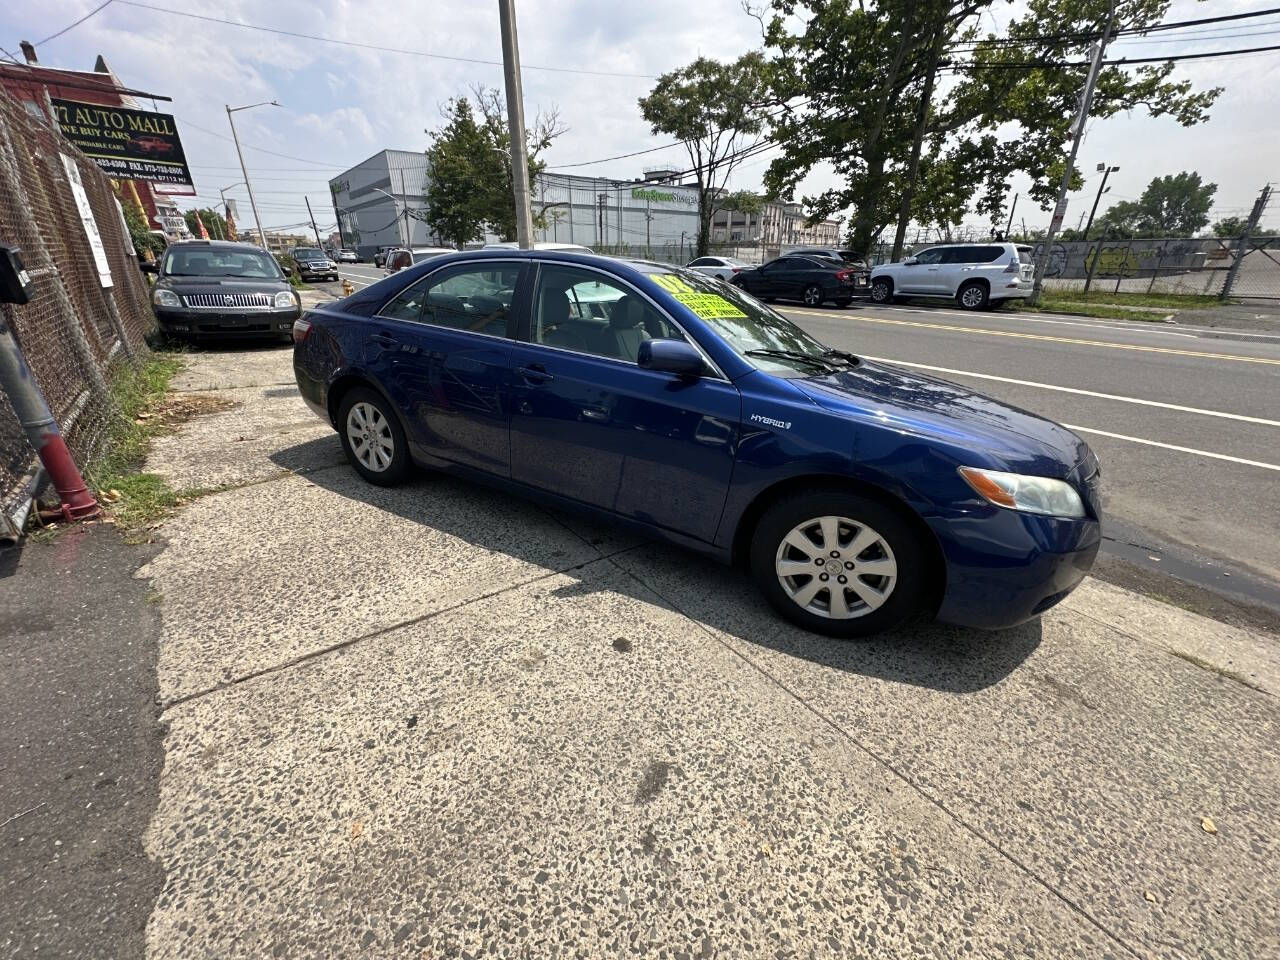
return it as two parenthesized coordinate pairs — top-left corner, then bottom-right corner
(50, 98), (195, 194)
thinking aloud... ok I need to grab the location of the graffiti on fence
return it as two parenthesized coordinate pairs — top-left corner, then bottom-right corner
(1031, 242), (1068, 278)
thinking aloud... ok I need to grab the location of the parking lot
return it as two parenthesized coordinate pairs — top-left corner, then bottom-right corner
(108, 343), (1280, 957)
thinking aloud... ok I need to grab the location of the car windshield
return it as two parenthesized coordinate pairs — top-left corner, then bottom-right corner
(294, 248), (326, 260)
(644, 267), (837, 377)
(164, 248), (283, 279)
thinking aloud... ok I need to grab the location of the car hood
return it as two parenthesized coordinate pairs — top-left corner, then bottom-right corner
(793, 360), (1089, 475)
(157, 276), (292, 294)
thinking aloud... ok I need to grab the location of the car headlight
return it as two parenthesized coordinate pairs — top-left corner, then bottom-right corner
(274, 290), (298, 308)
(958, 466), (1086, 519)
(153, 288), (181, 308)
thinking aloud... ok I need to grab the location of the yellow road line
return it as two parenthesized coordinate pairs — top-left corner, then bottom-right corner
(784, 308), (1280, 367)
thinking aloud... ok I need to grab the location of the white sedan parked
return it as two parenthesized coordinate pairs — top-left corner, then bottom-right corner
(685, 256), (754, 281)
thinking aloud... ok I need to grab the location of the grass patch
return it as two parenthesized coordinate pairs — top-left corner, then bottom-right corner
(80, 352), (186, 534)
(1045, 290), (1224, 309)
(1019, 288), (1232, 322)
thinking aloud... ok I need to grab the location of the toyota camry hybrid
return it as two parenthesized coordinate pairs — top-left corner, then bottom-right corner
(293, 250), (1101, 638)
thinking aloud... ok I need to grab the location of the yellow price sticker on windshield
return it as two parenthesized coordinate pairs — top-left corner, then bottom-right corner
(671, 293), (747, 319)
(648, 273), (747, 319)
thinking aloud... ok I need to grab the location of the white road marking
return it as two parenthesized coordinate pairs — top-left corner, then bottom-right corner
(1061, 424), (1280, 472)
(860, 355), (1280, 427)
(338, 271), (376, 287)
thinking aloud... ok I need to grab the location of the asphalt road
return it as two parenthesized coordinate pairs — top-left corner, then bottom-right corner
(320, 263), (1280, 605)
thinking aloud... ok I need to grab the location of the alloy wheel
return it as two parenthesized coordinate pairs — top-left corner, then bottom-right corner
(345, 401), (395, 473)
(803, 285), (823, 306)
(871, 281), (890, 303)
(960, 284), (986, 309)
(774, 515), (898, 619)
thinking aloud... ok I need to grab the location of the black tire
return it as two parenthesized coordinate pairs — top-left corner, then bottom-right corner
(956, 280), (990, 311)
(870, 278), (893, 304)
(802, 284), (824, 307)
(749, 489), (931, 638)
(337, 386), (411, 486)
(764, 296), (777, 303)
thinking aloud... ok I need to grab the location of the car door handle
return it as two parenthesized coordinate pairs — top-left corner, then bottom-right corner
(370, 332), (400, 347)
(517, 364), (555, 385)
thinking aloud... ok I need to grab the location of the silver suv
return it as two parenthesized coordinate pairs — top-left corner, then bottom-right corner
(869, 242), (1034, 310)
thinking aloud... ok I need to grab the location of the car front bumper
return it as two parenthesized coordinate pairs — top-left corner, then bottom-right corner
(929, 508), (1101, 630)
(155, 306), (300, 339)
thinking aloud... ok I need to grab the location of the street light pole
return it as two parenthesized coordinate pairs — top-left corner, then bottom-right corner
(497, 0), (535, 249)
(225, 100), (280, 251)
(1028, 0), (1115, 305)
(1082, 163), (1119, 292)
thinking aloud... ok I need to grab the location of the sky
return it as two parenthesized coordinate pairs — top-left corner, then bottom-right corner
(1, 0), (1277, 236)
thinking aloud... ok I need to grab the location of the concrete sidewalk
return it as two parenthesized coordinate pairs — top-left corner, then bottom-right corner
(134, 346), (1279, 958)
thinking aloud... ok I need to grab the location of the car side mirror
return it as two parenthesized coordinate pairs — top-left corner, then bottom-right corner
(139, 260), (158, 274)
(903, 256), (918, 265)
(638, 339), (705, 378)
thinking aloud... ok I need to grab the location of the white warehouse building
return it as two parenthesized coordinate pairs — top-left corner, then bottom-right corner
(329, 152), (703, 260)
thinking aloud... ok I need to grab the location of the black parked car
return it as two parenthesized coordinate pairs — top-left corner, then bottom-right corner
(145, 240), (300, 343)
(731, 255), (863, 307)
(291, 247), (339, 282)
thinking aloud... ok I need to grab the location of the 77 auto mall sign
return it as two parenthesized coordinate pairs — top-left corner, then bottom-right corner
(50, 98), (195, 194)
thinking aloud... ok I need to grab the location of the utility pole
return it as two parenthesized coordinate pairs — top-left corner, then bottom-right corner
(498, 0), (534, 249)
(1004, 193), (1018, 239)
(225, 101), (280, 250)
(598, 193), (607, 247)
(305, 196), (323, 247)
(399, 169), (412, 246)
(1028, 0), (1115, 305)
(1082, 163), (1119, 292)
(1222, 184), (1271, 300)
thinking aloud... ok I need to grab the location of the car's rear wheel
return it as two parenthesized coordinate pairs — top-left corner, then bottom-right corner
(957, 280), (989, 310)
(749, 490), (930, 638)
(338, 387), (410, 486)
(870, 278), (893, 304)
(802, 284), (824, 307)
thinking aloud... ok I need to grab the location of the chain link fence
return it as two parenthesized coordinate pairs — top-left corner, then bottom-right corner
(0, 89), (156, 536)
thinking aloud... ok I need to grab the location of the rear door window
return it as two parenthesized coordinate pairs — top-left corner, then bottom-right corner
(421, 264), (522, 337)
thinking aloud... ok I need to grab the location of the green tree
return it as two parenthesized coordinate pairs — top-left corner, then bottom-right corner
(754, 0), (1221, 258)
(638, 53), (769, 257)
(1212, 215), (1277, 238)
(424, 87), (564, 248)
(182, 207), (229, 240)
(1094, 172), (1217, 237)
(719, 189), (764, 214)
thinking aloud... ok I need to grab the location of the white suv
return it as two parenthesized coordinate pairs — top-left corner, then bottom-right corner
(869, 243), (1034, 310)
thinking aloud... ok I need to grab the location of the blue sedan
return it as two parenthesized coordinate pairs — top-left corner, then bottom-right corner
(293, 250), (1101, 637)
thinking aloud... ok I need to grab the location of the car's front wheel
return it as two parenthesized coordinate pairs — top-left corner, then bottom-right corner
(870, 278), (893, 304)
(338, 387), (410, 486)
(749, 490), (930, 638)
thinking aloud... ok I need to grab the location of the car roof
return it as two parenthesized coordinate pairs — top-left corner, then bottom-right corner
(167, 240), (264, 252)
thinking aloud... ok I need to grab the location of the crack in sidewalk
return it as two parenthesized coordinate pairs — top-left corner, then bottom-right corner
(158, 542), (647, 713)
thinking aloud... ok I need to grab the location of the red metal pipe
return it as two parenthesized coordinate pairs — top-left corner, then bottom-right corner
(0, 313), (100, 524)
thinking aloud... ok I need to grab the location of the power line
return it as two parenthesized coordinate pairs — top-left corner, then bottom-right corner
(34, 0), (115, 46)
(944, 42), (1280, 70)
(174, 115), (345, 167)
(945, 6), (1280, 49)
(545, 100), (806, 172)
(112, 1), (657, 80)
